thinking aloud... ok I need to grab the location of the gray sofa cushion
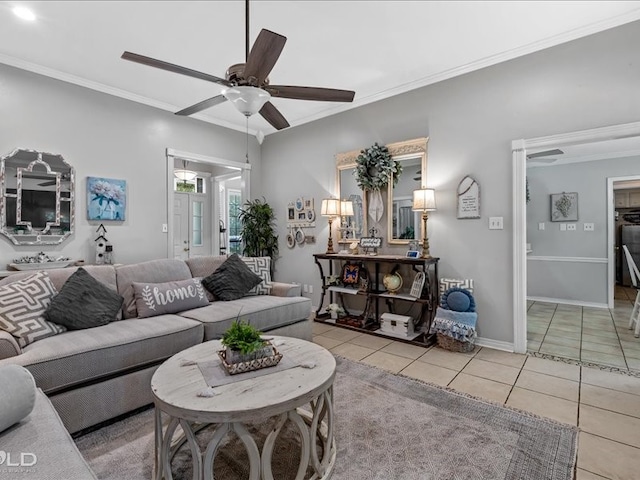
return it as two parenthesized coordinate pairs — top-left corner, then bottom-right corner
(116, 259), (193, 319)
(0, 389), (97, 479)
(185, 255), (228, 278)
(178, 295), (311, 340)
(0, 364), (36, 434)
(45, 268), (124, 329)
(0, 315), (204, 393)
(0, 265), (117, 293)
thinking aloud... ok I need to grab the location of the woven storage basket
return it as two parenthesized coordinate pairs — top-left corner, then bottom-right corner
(436, 333), (475, 353)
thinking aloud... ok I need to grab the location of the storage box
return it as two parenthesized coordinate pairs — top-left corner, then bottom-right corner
(380, 313), (414, 336)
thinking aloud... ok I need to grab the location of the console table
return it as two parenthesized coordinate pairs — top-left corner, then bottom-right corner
(313, 253), (439, 345)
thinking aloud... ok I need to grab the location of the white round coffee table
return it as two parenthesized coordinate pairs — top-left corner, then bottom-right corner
(152, 336), (336, 480)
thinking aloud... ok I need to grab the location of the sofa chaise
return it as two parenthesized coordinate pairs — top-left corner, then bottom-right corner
(0, 255), (312, 435)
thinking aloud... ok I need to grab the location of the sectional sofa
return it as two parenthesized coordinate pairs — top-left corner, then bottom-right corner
(0, 255), (312, 435)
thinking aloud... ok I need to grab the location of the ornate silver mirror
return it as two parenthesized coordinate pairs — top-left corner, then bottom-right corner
(336, 150), (367, 244)
(387, 138), (429, 245)
(0, 148), (75, 245)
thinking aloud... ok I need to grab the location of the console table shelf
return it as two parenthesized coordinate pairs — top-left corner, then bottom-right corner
(313, 253), (439, 346)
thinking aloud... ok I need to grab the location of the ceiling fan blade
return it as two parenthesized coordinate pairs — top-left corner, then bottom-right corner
(38, 180), (57, 187)
(259, 102), (290, 130)
(243, 29), (287, 84)
(121, 51), (231, 87)
(267, 85), (355, 103)
(175, 95), (227, 116)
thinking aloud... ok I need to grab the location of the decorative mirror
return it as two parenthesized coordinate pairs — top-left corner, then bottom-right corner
(387, 138), (429, 244)
(336, 150), (367, 244)
(0, 148), (75, 245)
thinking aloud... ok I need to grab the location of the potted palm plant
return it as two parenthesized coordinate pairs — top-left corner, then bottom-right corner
(239, 198), (278, 266)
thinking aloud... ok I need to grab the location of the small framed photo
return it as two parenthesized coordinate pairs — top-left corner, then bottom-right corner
(406, 251), (420, 258)
(298, 212), (306, 221)
(288, 207), (295, 221)
(550, 192), (578, 222)
(304, 198), (314, 209)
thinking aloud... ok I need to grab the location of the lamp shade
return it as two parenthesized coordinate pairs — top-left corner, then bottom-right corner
(340, 200), (354, 216)
(412, 188), (437, 211)
(174, 169), (198, 181)
(222, 86), (271, 117)
(321, 198), (340, 217)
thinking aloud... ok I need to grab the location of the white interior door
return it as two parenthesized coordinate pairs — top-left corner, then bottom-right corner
(173, 193), (189, 260)
(173, 192), (212, 259)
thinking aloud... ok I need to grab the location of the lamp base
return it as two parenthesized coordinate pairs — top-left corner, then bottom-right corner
(326, 218), (335, 254)
(421, 211), (431, 258)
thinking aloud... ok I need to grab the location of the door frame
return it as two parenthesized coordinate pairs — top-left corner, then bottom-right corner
(511, 121), (640, 354)
(166, 148), (251, 259)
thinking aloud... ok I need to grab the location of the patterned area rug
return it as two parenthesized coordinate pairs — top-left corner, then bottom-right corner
(76, 357), (578, 479)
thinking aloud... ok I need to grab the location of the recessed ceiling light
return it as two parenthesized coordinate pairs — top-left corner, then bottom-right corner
(13, 6), (36, 22)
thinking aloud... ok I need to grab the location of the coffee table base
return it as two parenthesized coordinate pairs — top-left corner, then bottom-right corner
(154, 387), (335, 480)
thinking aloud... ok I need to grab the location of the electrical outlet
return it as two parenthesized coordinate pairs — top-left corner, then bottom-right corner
(567, 224), (576, 231)
(560, 224), (567, 231)
(489, 217), (503, 230)
(538, 222), (545, 230)
(161, 223), (168, 233)
(584, 223), (595, 231)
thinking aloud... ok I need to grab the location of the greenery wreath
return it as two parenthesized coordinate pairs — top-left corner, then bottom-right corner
(355, 143), (403, 191)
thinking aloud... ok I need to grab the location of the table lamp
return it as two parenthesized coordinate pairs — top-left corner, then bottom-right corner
(321, 198), (340, 254)
(412, 188), (436, 258)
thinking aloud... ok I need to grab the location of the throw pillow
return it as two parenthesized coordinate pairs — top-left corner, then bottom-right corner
(45, 268), (124, 330)
(241, 256), (272, 295)
(201, 253), (263, 301)
(133, 278), (209, 318)
(439, 278), (474, 296)
(441, 287), (476, 313)
(0, 271), (65, 347)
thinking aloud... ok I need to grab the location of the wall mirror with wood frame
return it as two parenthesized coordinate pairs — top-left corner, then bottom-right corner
(0, 148), (75, 246)
(387, 137), (429, 245)
(335, 150), (367, 244)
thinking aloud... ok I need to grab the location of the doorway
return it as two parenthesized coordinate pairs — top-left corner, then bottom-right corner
(512, 121), (640, 358)
(166, 148), (251, 260)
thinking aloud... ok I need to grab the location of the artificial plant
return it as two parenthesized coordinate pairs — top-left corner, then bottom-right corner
(239, 197), (279, 263)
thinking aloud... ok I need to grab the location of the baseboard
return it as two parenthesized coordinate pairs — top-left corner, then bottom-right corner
(527, 296), (608, 309)
(475, 337), (514, 352)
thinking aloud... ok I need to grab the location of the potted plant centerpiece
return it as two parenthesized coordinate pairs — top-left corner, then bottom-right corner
(219, 320), (282, 374)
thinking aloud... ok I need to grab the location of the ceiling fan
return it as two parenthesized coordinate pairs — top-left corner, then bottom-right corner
(121, 0), (355, 131)
(526, 149), (564, 163)
(16, 172), (71, 186)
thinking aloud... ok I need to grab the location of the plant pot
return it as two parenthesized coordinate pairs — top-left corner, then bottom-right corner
(330, 311), (338, 320)
(225, 343), (274, 365)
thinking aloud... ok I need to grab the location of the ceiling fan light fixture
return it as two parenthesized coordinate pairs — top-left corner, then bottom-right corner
(174, 169), (198, 181)
(222, 86), (270, 117)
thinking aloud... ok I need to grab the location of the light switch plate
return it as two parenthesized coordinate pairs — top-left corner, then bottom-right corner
(538, 222), (545, 230)
(489, 217), (504, 230)
(560, 224), (567, 231)
(584, 223), (595, 231)
(567, 224), (577, 231)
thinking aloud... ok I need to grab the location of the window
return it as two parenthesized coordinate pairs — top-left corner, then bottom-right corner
(192, 201), (203, 246)
(174, 177), (205, 194)
(228, 189), (242, 254)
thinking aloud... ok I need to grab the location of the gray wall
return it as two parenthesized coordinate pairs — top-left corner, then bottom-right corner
(261, 21), (640, 344)
(0, 64), (260, 265)
(526, 156), (640, 305)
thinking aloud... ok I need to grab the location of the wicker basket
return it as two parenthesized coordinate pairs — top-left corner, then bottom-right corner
(218, 343), (283, 375)
(436, 333), (475, 353)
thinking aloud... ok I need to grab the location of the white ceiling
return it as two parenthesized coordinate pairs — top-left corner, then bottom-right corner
(2, 1), (640, 137)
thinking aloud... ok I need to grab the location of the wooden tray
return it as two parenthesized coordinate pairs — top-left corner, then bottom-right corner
(218, 347), (283, 375)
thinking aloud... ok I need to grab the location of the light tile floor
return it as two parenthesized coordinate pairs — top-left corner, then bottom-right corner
(313, 321), (640, 480)
(527, 285), (640, 372)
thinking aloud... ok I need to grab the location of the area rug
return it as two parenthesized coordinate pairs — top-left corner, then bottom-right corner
(75, 357), (578, 479)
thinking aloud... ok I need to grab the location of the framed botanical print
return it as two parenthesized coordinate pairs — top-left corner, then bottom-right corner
(550, 192), (578, 222)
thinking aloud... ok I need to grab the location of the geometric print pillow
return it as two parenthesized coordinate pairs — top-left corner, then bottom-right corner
(0, 271), (66, 347)
(241, 256), (272, 295)
(439, 278), (474, 296)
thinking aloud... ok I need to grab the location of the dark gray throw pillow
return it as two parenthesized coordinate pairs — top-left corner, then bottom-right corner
(45, 267), (124, 330)
(201, 254), (263, 301)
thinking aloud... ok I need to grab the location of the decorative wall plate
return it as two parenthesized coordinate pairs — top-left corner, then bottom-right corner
(306, 209), (316, 222)
(295, 197), (304, 211)
(295, 228), (305, 245)
(286, 230), (295, 248)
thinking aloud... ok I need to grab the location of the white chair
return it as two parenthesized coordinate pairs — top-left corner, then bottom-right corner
(622, 245), (640, 337)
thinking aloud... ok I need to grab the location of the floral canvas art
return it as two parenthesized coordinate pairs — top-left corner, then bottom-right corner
(87, 177), (126, 221)
(550, 192), (578, 222)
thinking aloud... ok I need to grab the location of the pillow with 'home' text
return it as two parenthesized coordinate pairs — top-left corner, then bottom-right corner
(133, 278), (209, 318)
